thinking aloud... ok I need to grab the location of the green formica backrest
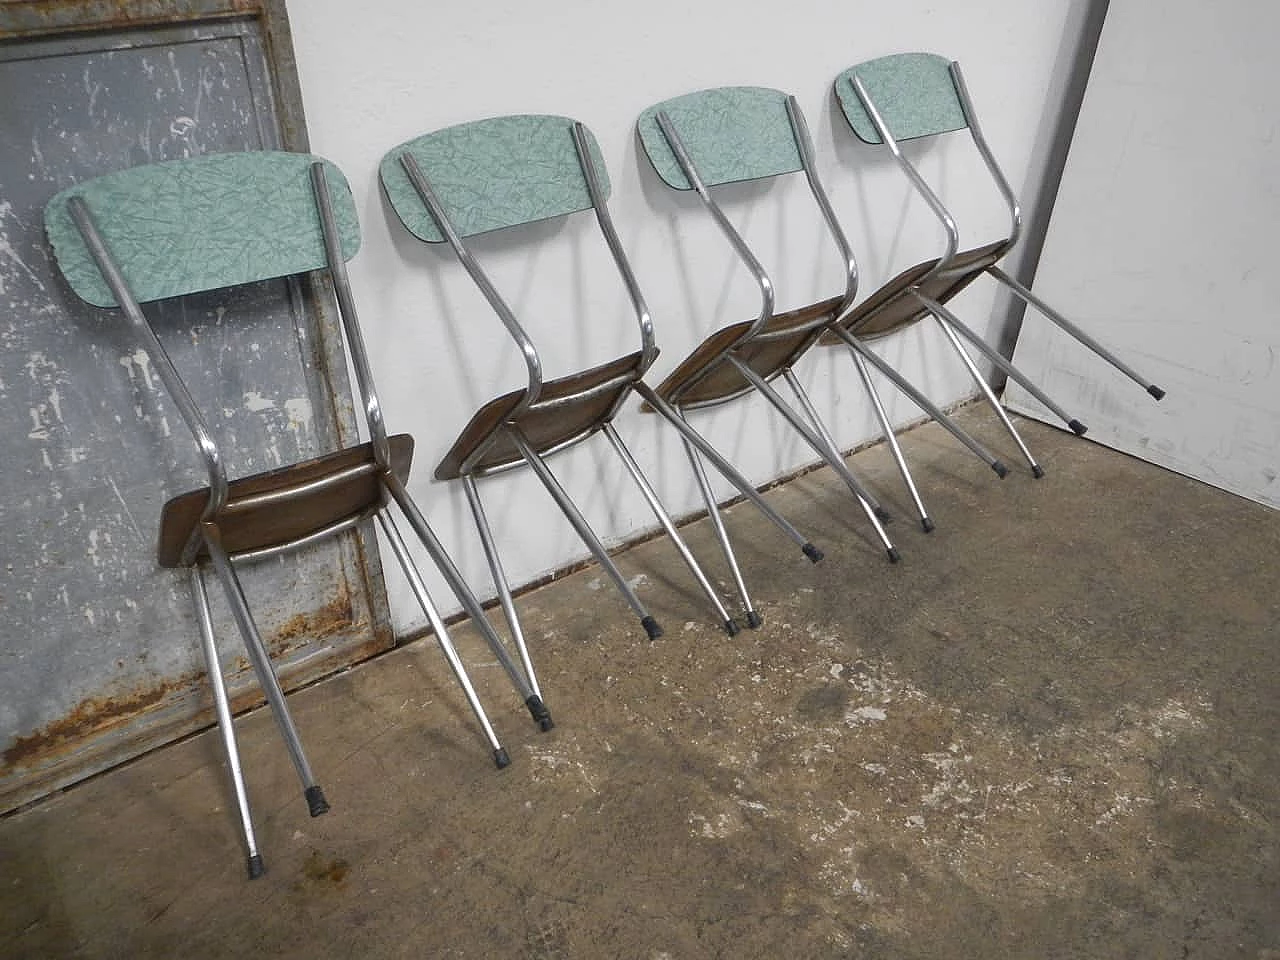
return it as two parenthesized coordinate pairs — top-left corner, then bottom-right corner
(379, 115), (611, 243)
(636, 87), (803, 191)
(835, 53), (969, 145)
(44, 151), (361, 309)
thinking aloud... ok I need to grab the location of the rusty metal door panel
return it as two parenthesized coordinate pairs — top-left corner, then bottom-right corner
(0, 16), (392, 812)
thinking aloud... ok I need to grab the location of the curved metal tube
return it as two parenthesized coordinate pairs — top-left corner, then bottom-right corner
(850, 74), (960, 288)
(309, 163), (391, 469)
(950, 61), (1022, 250)
(398, 152), (543, 414)
(571, 122), (659, 373)
(67, 196), (227, 561)
(655, 109), (775, 342)
(786, 95), (859, 310)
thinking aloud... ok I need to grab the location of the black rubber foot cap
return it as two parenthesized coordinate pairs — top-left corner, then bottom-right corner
(641, 616), (663, 640)
(874, 506), (893, 524)
(494, 747), (512, 769)
(526, 695), (554, 732)
(1069, 419), (1088, 436)
(993, 461), (1009, 479)
(887, 547), (901, 564)
(802, 542), (824, 563)
(305, 785), (329, 818)
(247, 854), (265, 880)
(1148, 385), (1166, 400)
(724, 618), (740, 637)
(1032, 464), (1046, 479)
(746, 610), (764, 629)
(921, 517), (936, 533)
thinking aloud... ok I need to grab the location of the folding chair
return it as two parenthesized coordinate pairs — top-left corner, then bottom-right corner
(379, 114), (824, 639)
(44, 151), (546, 879)
(825, 52), (1166, 521)
(635, 86), (900, 564)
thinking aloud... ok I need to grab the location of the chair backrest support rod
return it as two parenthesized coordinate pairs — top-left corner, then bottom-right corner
(849, 74), (960, 291)
(786, 96), (860, 311)
(67, 195), (228, 565)
(950, 61), (1022, 251)
(309, 162), (393, 470)
(655, 110), (776, 343)
(571, 122), (659, 372)
(397, 152), (544, 415)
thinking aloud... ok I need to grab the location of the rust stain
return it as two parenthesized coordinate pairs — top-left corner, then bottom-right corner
(270, 588), (354, 654)
(0, 0), (263, 41)
(297, 850), (350, 890)
(3, 670), (200, 771)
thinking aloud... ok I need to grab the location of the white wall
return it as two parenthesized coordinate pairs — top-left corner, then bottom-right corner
(286, 0), (1086, 634)
(1008, 0), (1280, 510)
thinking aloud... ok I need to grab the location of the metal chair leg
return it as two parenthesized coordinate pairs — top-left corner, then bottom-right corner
(730, 358), (898, 563)
(829, 324), (1010, 478)
(200, 522), (328, 819)
(460, 476), (551, 730)
(505, 424), (662, 640)
(913, 291), (1087, 436)
(986, 265), (1165, 400)
(190, 565), (264, 880)
(680, 435), (761, 627)
(849, 350), (934, 532)
(602, 423), (739, 636)
(634, 380), (823, 563)
(375, 512), (512, 767)
(932, 313), (1043, 478)
(381, 472), (549, 730)
(782, 367), (895, 529)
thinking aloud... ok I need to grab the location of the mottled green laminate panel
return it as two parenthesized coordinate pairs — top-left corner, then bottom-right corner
(44, 151), (360, 308)
(636, 86), (803, 191)
(379, 115), (610, 243)
(835, 53), (969, 144)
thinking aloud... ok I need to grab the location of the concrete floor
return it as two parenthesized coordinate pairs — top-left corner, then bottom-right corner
(3, 405), (1278, 959)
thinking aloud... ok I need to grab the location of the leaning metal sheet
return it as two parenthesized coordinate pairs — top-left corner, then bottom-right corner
(0, 21), (385, 811)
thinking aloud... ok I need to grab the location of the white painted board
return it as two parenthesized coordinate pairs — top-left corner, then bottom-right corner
(1006, 0), (1280, 508)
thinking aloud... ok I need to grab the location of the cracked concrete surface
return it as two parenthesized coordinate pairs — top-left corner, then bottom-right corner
(2, 405), (1278, 958)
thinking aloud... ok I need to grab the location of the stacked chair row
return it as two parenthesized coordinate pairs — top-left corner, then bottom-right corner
(43, 53), (1163, 878)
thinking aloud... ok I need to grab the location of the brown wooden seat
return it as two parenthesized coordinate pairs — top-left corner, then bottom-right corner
(158, 435), (414, 566)
(647, 295), (845, 410)
(435, 352), (645, 480)
(821, 239), (1009, 344)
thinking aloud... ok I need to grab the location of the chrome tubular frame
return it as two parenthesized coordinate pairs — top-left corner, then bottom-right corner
(849, 349), (933, 531)
(381, 470), (538, 707)
(374, 511), (509, 764)
(931, 313), (1042, 476)
(201, 521), (323, 799)
(603, 423), (738, 634)
(504, 423), (661, 640)
(655, 110), (776, 344)
(632, 381), (821, 560)
(827, 323), (1008, 477)
(985, 265), (1165, 398)
(849, 74), (960, 288)
(461, 475), (539, 702)
(913, 290), (1086, 434)
(950, 62), (1022, 252)
(67, 197), (227, 566)
(729, 357), (898, 562)
(399, 152), (544, 417)
(191, 564), (262, 877)
(310, 163), (392, 469)
(571, 122), (659, 373)
(786, 95), (859, 311)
